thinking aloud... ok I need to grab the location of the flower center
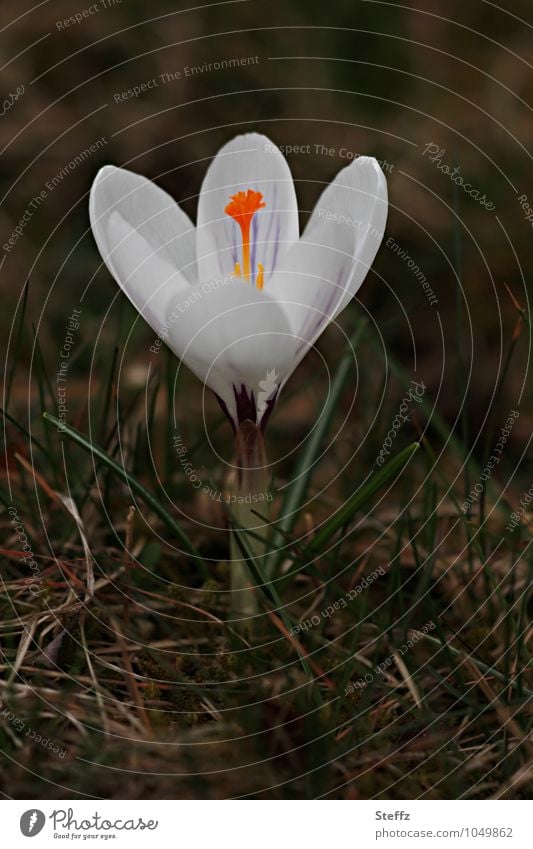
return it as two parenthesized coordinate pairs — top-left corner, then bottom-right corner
(224, 189), (266, 289)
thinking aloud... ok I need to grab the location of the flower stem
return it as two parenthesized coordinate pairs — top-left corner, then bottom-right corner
(229, 420), (270, 626)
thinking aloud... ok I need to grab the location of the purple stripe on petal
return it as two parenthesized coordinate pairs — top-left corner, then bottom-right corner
(271, 220), (282, 275)
(294, 262), (349, 356)
(263, 184), (277, 265)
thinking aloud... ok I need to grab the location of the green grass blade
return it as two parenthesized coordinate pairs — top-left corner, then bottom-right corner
(98, 345), (119, 443)
(375, 344), (517, 524)
(267, 321), (367, 576)
(43, 412), (199, 559)
(420, 631), (532, 696)
(298, 441), (420, 560)
(1, 406), (50, 459)
(5, 280), (29, 411)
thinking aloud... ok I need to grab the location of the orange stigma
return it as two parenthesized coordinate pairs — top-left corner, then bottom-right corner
(224, 189), (266, 287)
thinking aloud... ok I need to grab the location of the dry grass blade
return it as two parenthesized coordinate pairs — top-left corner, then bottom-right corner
(109, 615), (153, 736)
(393, 651), (423, 708)
(462, 656), (533, 759)
(14, 452), (95, 599)
(9, 620), (38, 684)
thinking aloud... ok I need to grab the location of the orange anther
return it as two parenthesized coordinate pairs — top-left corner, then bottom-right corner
(225, 189), (266, 282)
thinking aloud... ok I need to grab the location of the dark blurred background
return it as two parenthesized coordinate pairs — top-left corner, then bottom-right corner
(1, 0), (532, 802)
(2, 0), (531, 463)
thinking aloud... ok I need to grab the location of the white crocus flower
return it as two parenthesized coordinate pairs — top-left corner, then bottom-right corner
(91, 133), (388, 619)
(89, 133), (388, 433)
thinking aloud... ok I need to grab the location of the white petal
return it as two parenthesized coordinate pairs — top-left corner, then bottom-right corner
(196, 133), (299, 285)
(268, 156), (388, 360)
(106, 213), (192, 332)
(89, 166), (196, 330)
(164, 279), (298, 425)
